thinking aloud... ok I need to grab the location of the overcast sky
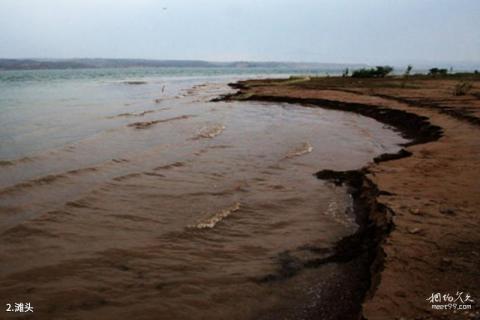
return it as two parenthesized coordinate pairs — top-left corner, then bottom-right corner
(0, 0), (479, 65)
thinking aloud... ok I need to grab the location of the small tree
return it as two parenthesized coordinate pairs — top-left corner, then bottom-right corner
(404, 65), (413, 77)
(401, 65), (413, 88)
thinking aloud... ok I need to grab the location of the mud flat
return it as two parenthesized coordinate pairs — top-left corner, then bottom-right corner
(219, 75), (480, 319)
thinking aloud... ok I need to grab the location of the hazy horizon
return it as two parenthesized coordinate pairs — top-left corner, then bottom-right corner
(2, 58), (479, 71)
(1, 0), (479, 67)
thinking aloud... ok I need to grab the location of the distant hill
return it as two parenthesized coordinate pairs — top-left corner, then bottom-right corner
(0, 58), (366, 71)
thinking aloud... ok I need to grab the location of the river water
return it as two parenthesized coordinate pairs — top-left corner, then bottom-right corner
(0, 68), (406, 319)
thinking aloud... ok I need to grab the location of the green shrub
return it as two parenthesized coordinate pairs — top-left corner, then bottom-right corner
(429, 68), (448, 76)
(351, 65), (393, 78)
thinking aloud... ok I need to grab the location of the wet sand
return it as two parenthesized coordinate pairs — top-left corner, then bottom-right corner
(224, 76), (480, 319)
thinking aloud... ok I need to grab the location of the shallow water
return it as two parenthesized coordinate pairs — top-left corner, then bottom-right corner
(0, 70), (406, 319)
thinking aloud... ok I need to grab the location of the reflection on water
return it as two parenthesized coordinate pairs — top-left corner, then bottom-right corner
(0, 72), (406, 319)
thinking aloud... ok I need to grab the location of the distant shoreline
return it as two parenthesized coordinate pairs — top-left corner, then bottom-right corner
(0, 58), (366, 71)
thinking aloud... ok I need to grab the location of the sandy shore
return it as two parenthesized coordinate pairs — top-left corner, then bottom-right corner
(220, 76), (480, 319)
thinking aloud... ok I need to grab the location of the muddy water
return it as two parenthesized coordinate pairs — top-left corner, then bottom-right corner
(0, 77), (406, 319)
